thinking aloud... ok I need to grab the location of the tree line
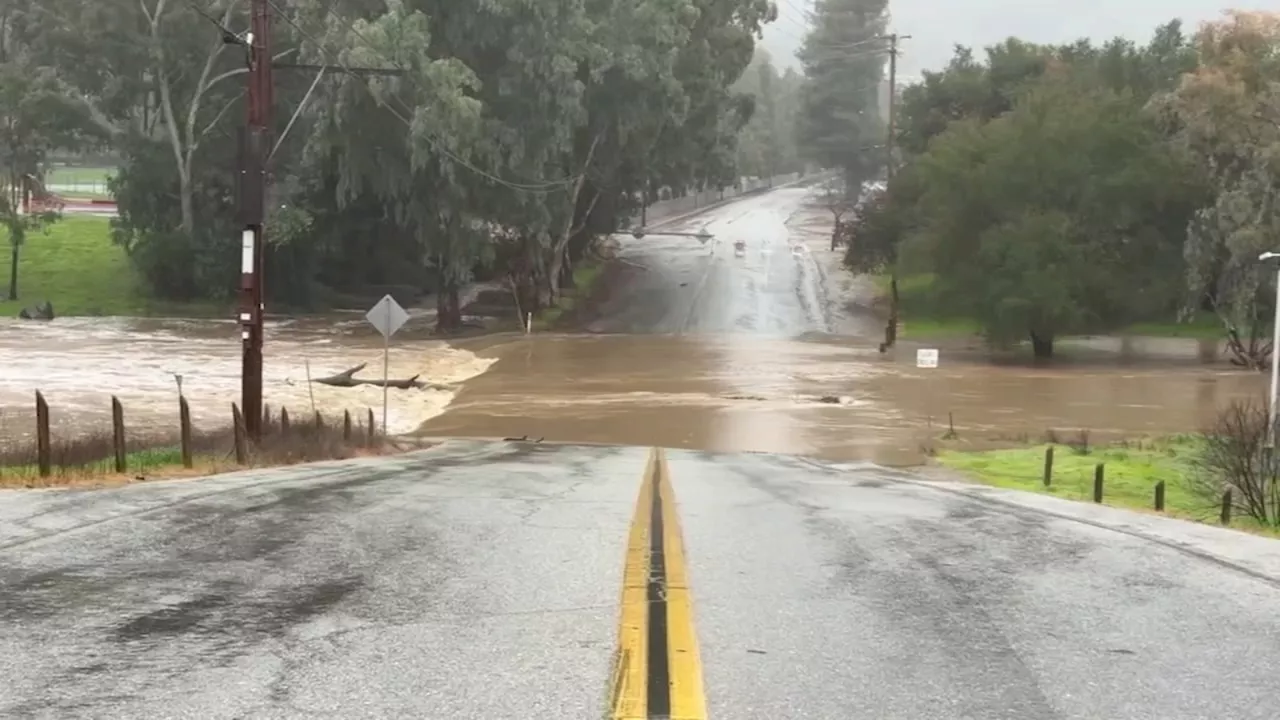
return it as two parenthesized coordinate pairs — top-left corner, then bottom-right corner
(0, 0), (811, 329)
(836, 10), (1280, 362)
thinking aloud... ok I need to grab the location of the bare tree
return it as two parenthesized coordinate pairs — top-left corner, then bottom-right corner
(819, 177), (853, 251)
(1193, 397), (1280, 526)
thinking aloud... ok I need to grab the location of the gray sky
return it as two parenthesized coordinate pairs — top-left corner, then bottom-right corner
(762, 1), (1258, 80)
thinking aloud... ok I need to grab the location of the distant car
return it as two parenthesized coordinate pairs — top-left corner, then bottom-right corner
(734, 240), (746, 258)
(791, 245), (804, 257)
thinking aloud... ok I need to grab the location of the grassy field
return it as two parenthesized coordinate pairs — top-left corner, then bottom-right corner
(937, 437), (1279, 536)
(46, 166), (114, 198)
(0, 215), (219, 317)
(877, 273), (1221, 341)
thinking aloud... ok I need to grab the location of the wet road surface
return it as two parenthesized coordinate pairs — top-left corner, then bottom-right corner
(423, 186), (1262, 464)
(3, 440), (1279, 718)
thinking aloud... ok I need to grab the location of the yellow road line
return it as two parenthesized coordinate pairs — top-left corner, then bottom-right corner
(610, 448), (657, 719)
(656, 447), (708, 720)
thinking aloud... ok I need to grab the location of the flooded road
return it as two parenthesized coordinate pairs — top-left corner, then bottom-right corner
(1, 184), (1266, 460)
(422, 186), (1264, 464)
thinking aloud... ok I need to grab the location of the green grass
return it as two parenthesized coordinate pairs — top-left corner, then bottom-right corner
(48, 166), (114, 184)
(0, 215), (220, 317)
(46, 166), (114, 198)
(876, 273), (1226, 341)
(534, 260), (604, 329)
(0, 445), (191, 480)
(937, 437), (1280, 536)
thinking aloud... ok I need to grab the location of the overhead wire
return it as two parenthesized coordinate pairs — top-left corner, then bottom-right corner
(263, 0), (581, 192)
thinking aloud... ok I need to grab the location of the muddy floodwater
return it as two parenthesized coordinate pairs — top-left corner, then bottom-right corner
(0, 186), (1267, 462)
(0, 315), (494, 449)
(422, 333), (1262, 465)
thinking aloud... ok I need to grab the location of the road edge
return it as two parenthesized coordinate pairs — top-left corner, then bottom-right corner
(818, 461), (1280, 589)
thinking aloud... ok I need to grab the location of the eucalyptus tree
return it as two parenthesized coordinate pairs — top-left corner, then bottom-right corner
(0, 4), (77, 301)
(1156, 10), (1280, 368)
(295, 0), (485, 330)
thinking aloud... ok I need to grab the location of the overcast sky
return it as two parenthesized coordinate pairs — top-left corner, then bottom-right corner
(761, 1), (1259, 80)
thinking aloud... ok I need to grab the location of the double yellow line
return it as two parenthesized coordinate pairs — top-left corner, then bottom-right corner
(609, 447), (707, 719)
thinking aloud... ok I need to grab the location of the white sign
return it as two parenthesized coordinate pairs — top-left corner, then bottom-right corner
(916, 348), (939, 368)
(365, 294), (411, 436)
(365, 294), (410, 339)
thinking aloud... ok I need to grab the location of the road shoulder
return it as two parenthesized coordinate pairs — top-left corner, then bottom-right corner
(833, 462), (1280, 586)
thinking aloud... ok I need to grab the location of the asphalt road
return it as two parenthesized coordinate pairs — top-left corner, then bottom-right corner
(3, 440), (1280, 719)
(585, 185), (833, 336)
(6, 186), (1280, 718)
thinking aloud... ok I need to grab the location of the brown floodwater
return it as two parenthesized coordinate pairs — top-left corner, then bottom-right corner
(419, 332), (1264, 466)
(0, 187), (1266, 464)
(0, 315), (494, 450)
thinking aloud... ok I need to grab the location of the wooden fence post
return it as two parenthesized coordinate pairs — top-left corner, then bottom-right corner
(111, 396), (126, 473)
(367, 408), (375, 445)
(1093, 463), (1104, 503)
(179, 396), (193, 469)
(343, 410), (352, 441)
(35, 391), (51, 478)
(314, 410), (323, 429)
(263, 403), (271, 434)
(231, 403), (247, 464)
(1154, 480), (1165, 512)
(1221, 489), (1232, 525)
(280, 407), (291, 436)
(1042, 446), (1054, 487)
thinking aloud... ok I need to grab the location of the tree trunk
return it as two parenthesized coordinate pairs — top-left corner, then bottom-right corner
(882, 273), (900, 350)
(436, 281), (462, 333)
(177, 169), (194, 236)
(559, 250), (575, 290)
(7, 242), (17, 301)
(1030, 330), (1054, 359)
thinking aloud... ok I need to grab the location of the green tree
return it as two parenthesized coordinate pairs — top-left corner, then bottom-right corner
(1156, 10), (1280, 369)
(912, 67), (1191, 357)
(0, 6), (75, 301)
(796, 0), (888, 189)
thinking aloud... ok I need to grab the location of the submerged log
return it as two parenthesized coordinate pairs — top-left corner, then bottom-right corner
(313, 363), (368, 387)
(311, 363), (451, 391)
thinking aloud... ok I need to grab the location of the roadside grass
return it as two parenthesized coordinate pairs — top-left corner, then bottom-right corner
(535, 260), (604, 329)
(875, 273), (1222, 341)
(0, 215), (221, 317)
(0, 412), (394, 489)
(936, 437), (1280, 537)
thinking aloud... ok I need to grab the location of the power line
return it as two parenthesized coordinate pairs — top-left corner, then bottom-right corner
(265, 0), (580, 192)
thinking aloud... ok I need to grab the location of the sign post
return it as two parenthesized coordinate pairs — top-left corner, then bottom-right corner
(365, 294), (410, 435)
(916, 348), (940, 435)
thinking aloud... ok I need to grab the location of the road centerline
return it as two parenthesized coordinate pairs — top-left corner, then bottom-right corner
(610, 447), (707, 720)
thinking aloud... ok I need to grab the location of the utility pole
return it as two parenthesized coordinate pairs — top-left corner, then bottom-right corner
(884, 33), (910, 181)
(880, 32), (909, 353)
(212, 0), (405, 441)
(238, 0), (272, 440)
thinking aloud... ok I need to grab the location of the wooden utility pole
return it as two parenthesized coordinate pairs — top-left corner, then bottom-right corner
(884, 33), (910, 181)
(237, 0), (272, 440)
(880, 32), (909, 353)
